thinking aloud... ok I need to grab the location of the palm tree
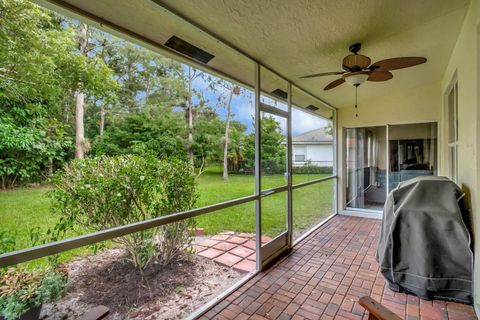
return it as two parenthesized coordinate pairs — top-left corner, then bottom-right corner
(227, 125), (246, 172)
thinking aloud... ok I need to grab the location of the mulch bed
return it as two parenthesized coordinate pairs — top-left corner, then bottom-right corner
(41, 248), (242, 319)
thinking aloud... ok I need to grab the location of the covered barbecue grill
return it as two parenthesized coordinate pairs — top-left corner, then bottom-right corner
(377, 176), (473, 304)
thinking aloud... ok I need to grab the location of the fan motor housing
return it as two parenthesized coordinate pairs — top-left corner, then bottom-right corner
(343, 54), (371, 71)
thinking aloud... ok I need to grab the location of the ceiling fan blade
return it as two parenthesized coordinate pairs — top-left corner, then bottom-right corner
(300, 71), (345, 79)
(324, 78), (345, 90)
(370, 57), (427, 71)
(368, 71), (393, 81)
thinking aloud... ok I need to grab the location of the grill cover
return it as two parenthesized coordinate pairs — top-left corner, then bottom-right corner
(376, 176), (473, 303)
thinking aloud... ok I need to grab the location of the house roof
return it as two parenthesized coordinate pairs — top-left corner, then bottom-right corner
(292, 127), (332, 143)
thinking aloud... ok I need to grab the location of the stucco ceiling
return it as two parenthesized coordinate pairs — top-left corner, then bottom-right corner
(42, 0), (469, 109)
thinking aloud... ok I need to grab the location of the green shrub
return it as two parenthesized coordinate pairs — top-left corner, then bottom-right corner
(0, 99), (73, 189)
(0, 268), (66, 320)
(292, 165), (333, 175)
(50, 155), (198, 270)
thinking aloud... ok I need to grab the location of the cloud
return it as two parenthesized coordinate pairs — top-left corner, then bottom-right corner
(292, 108), (329, 136)
(189, 66), (330, 137)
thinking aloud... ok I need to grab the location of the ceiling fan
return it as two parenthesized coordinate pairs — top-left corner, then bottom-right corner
(300, 43), (427, 90)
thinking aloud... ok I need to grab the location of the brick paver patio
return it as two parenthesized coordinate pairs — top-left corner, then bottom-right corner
(198, 215), (477, 320)
(196, 231), (271, 273)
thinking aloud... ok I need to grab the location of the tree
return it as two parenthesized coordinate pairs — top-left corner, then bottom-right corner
(208, 79), (242, 180)
(91, 106), (186, 160)
(192, 107), (225, 171)
(87, 38), (185, 145)
(74, 23), (88, 158)
(0, 97), (72, 189)
(104, 41), (184, 113)
(227, 121), (248, 172)
(0, 0), (116, 186)
(0, 0), (69, 104)
(244, 115), (286, 174)
(0, 0), (76, 187)
(67, 22), (118, 158)
(175, 66), (209, 167)
(260, 115), (286, 174)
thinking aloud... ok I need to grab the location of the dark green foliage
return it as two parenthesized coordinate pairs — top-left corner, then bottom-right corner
(243, 116), (286, 174)
(0, 98), (73, 188)
(92, 109), (186, 160)
(192, 107), (225, 166)
(260, 116), (287, 174)
(49, 155), (198, 269)
(292, 166), (333, 175)
(227, 121), (249, 172)
(0, 0), (115, 188)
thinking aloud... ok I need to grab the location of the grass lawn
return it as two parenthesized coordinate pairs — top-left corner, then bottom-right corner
(196, 167), (333, 237)
(0, 167), (334, 258)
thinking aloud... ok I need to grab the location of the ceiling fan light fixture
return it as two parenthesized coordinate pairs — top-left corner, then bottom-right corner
(343, 71), (370, 86)
(300, 42), (427, 93)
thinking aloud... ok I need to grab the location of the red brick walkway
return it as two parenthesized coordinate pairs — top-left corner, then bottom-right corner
(198, 215), (477, 320)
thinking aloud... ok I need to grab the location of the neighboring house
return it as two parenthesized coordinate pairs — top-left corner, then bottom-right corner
(292, 127), (333, 167)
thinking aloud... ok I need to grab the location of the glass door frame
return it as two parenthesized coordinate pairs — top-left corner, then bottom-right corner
(255, 66), (293, 269)
(342, 125), (388, 215)
(342, 121), (440, 216)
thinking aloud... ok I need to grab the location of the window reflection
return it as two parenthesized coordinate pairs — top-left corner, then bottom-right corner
(388, 123), (437, 189)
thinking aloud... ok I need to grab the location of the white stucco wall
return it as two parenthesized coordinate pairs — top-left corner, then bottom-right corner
(440, 0), (480, 312)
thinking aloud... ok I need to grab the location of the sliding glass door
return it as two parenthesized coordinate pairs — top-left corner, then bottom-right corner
(345, 126), (387, 211)
(345, 122), (438, 212)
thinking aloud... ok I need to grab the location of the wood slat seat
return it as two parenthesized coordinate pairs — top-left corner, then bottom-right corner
(359, 296), (402, 320)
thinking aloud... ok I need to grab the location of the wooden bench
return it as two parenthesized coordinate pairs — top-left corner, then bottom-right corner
(359, 296), (402, 320)
(77, 306), (110, 320)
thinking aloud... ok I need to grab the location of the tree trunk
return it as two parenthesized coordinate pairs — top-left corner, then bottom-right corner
(187, 67), (194, 167)
(144, 76), (151, 107)
(188, 104), (194, 166)
(99, 103), (106, 136)
(75, 23), (88, 159)
(222, 89), (234, 181)
(75, 90), (85, 158)
(47, 159), (53, 177)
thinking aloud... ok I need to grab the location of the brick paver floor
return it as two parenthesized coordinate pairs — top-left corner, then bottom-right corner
(198, 215), (477, 320)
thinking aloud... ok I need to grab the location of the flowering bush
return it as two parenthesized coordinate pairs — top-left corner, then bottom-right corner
(50, 155), (198, 270)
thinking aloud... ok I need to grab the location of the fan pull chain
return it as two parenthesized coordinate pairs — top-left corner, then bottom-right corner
(355, 85), (358, 118)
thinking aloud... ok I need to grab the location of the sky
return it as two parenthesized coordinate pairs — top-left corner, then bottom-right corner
(191, 70), (330, 136)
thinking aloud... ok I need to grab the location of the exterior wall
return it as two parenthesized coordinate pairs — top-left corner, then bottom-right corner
(293, 144), (333, 166)
(337, 0), (480, 311)
(440, 0), (480, 313)
(336, 81), (442, 215)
